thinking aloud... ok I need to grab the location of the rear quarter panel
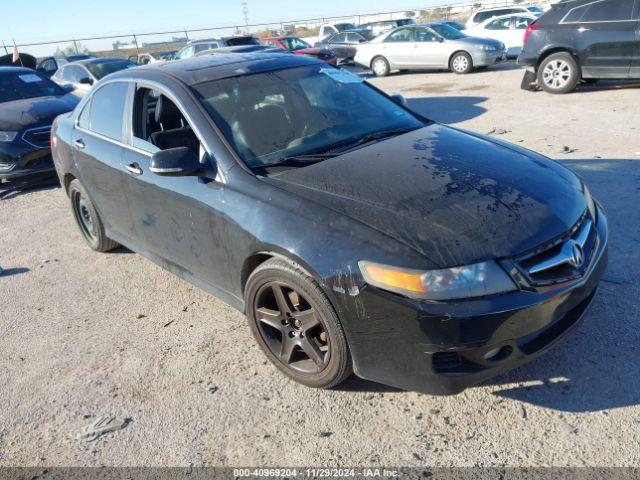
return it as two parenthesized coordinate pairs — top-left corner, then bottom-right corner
(51, 111), (78, 191)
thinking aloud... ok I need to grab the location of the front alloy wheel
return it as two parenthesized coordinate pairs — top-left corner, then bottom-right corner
(245, 258), (352, 389)
(538, 52), (579, 94)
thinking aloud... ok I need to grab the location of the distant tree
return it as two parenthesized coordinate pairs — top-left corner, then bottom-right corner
(54, 41), (90, 57)
(404, 10), (416, 18)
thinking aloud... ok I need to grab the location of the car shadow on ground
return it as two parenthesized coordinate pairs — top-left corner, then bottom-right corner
(341, 159), (640, 412)
(407, 96), (488, 124)
(0, 267), (30, 277)
(0, 174), (60, 200)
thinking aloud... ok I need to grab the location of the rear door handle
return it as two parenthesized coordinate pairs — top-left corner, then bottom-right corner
(73, 139), (85, 150)
(124, 163), (143, 175)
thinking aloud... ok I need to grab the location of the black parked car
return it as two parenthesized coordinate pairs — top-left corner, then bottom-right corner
(52, 53), (607, 394)
(0, 67), (78, 181)
(519, 0), (640, 93)
(315, 29), (376, 64)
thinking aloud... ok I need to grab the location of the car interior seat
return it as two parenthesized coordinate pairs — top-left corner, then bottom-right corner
(150, 95), (199, 153)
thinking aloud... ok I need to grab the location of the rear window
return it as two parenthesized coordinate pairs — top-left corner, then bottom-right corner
(86, 60), (135, 80)
(0, 71), (64, 103)
(226, 36), (260, 46)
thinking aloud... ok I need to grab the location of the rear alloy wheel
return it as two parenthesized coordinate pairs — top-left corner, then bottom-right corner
(69, 179), (118, 252)
(450, 52), (473, 74)
(371, 56), (390, 77)
(245, 258), (352, 388)
(538, 52), (579, 94)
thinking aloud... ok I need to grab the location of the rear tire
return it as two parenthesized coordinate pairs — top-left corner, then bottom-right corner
(371, 56), (390, 77)
(245, 258), (352, 389)
(450, 51), (473, 74)
(537, 52), (579, 94)
(68, 179), (118, 252)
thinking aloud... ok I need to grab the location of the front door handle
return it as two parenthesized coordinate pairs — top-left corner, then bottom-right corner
(124, 163), (143, 175)
(73, 139), (85, 150)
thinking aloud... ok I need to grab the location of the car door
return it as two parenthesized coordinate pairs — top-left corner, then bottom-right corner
(380, 28), (415, 67)
(412, 27), (450, 67)
(328, 33), (349, 59)
(121, 85), (229, 289)
(562, 0), (637, 77)
(72, 81), (137, 240)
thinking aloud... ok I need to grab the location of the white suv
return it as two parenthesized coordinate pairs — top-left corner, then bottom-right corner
(465, 6), (543, 28)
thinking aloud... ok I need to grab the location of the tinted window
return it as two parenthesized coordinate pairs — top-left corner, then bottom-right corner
(487, 17), (512, 30)
(89, 82), (129, 140)
(331, 33), (347, 43)
(86, 60), (135, 80)
(346, 33), (363, 44)
(281, 37), (312, 50)
(0, 71), (65, 103)
(195, 43), (217, 53)
(414, 28), (438, 42)
(564, 0), (634, 22)
(385, 28), (414, 42)
(430, 24), (466, 40)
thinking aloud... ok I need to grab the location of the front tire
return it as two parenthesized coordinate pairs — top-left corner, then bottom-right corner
(450, 52), (473, 74)
(68, 179), (118, 252)
(245, 258), (352, 389)
(371, 56), (390, 77)
(538, 52), (579, 94)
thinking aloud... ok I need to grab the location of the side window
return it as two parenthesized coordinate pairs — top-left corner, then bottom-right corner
(414, 28), (437, 42)
(42, 59), (56, 71)
(132, 87), (200, 155)
(487, 17), (512, 30)
(564, 0), (634, 22)
(88, 82), (129, 141)
(346, 33), (362, 44)
(326, 26), (338, 36)
(195, 43), (217, 53)
(514, 17), (533, 29)
(78, 100), (92, 129)
(139, 55), (151, 65)
(385, 28), (414, 42)
(177, 46), (193, 59)
(331, 33), (347, 43)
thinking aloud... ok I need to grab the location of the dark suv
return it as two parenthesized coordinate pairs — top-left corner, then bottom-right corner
(519, 0), (640, 93)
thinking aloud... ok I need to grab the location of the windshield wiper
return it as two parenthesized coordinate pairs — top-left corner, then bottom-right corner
(327, 126), (418, 154)
(260, 153), (339, 169)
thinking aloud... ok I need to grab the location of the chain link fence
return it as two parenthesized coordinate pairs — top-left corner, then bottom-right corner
(4, 0), (545, 60)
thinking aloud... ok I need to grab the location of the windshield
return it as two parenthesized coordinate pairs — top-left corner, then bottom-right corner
(281, 37), (312, 51)
(0, 71), (65, 103)
(86, 60), (135, 79)
(193, 65), (424, 169)
(430, 24), (466, 40)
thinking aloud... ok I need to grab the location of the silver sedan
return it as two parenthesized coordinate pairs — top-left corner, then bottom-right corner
(354, 23), (506, 76)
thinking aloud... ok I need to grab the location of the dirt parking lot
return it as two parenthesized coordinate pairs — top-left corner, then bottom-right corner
(1, 62), (639, 468)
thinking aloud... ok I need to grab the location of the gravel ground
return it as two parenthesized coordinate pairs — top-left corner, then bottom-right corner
(1, 62), (639, 468)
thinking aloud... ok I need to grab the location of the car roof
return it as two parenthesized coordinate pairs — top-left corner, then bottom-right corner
(187, 35), (254, 45)
(474, 5), (528, 12)
(110, 52), (319, 86)
(76, 57), (130, 65)
(479, 12), (538, 22)
(0, 66), (35, 74)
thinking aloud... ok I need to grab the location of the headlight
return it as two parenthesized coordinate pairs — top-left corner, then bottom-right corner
(0, 131), (18, 142)
(359, 260), (517, 301)
(479, 45), (495, 52)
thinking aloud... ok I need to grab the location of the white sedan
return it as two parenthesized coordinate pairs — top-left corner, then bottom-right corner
(465, 13), (538, 58)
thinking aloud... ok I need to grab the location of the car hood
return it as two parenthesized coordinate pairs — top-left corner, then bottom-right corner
(0, 94), (79, 131)
(453, 36), (504, 49)
(265, 125), (586, 268)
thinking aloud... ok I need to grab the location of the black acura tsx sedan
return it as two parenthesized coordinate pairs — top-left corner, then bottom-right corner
(51, 53), (607, 394)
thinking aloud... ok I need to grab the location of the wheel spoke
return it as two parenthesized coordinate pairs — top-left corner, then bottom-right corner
(272, 285), (293, 316)
(256, 307), (284, 331)
(300, 337), (325, 368)
(280, 335), (297, 363)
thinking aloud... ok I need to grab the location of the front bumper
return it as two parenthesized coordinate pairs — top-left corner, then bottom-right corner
(473, 49), (507, 67)
(345, 206), (608, 395)
(0, 143), (55, 180)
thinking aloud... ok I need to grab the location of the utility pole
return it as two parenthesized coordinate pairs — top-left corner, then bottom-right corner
(241, 1), (249, 33)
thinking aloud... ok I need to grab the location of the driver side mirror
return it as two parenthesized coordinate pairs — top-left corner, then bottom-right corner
(149, 147), (202, 177)
(79, 77), (94, 85)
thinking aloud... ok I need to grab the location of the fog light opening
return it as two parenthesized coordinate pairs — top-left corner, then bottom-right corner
(483, 345), (513, 362)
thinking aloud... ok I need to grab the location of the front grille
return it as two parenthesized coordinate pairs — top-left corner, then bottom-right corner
(22, 126), (51, 149)
(514, 210), (597, 287)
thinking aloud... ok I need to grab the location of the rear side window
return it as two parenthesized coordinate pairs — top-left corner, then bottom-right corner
(88, 82), (129, 141)
(385, 28), (414, 42)
(78, 101), (91, 129)
(563, 0), (635, 22)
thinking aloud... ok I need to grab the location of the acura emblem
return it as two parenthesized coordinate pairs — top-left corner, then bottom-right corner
(568, 241), (584, 268)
